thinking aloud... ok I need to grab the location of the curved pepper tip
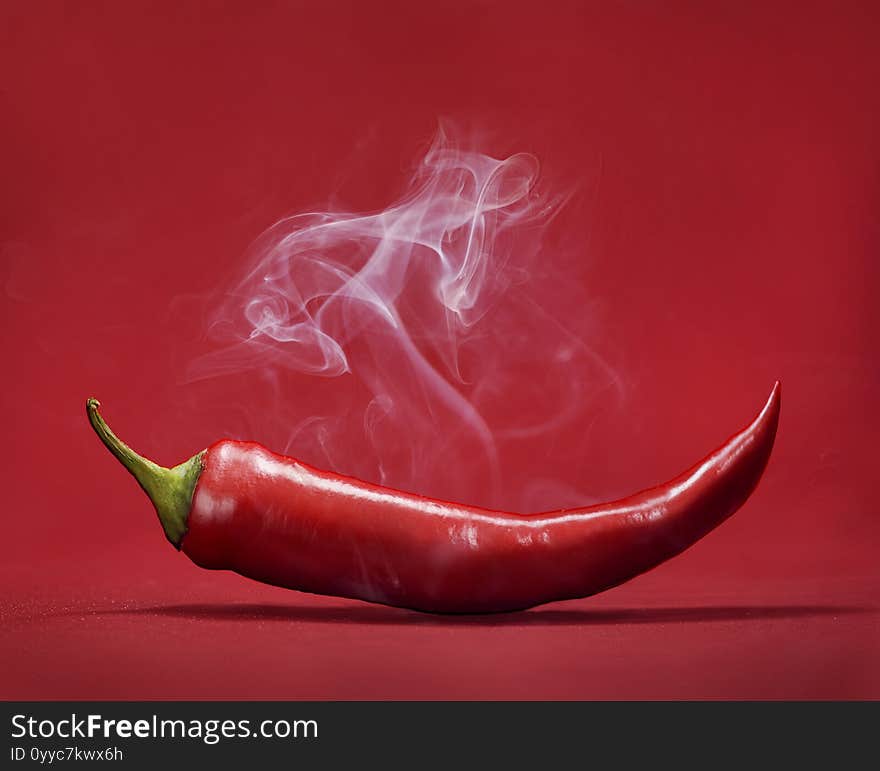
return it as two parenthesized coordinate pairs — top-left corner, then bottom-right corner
(749, 381), (781, 441)
(740, 381), (781, 474)
(765, 380), (781, 419)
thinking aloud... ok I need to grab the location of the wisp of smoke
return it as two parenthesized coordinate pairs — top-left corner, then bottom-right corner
(187, 127), (618, 509)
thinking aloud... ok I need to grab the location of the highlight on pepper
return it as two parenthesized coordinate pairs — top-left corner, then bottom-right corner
(86, 383), (780, 613)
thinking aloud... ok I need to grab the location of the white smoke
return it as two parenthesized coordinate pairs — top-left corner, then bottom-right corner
(187, 126), (619, 509)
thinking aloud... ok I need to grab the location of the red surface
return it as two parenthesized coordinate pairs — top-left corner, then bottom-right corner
(1, 1), (878, 699)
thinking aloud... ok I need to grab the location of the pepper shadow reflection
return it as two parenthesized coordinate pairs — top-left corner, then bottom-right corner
(101, 603), (873, 627)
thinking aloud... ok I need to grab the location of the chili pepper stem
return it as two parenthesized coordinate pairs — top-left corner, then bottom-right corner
(86, 398), (204, 548)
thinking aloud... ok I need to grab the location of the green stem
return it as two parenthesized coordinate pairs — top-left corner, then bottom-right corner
(86, 398), (204, 548)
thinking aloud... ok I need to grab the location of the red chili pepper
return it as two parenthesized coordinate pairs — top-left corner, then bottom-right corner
(86, 383), (780, 613)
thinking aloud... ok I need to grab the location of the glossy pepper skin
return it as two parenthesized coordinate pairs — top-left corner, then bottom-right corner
(87, 382), (779, 613)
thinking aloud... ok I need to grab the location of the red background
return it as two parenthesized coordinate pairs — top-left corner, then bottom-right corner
(2, 1), (878, 699)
